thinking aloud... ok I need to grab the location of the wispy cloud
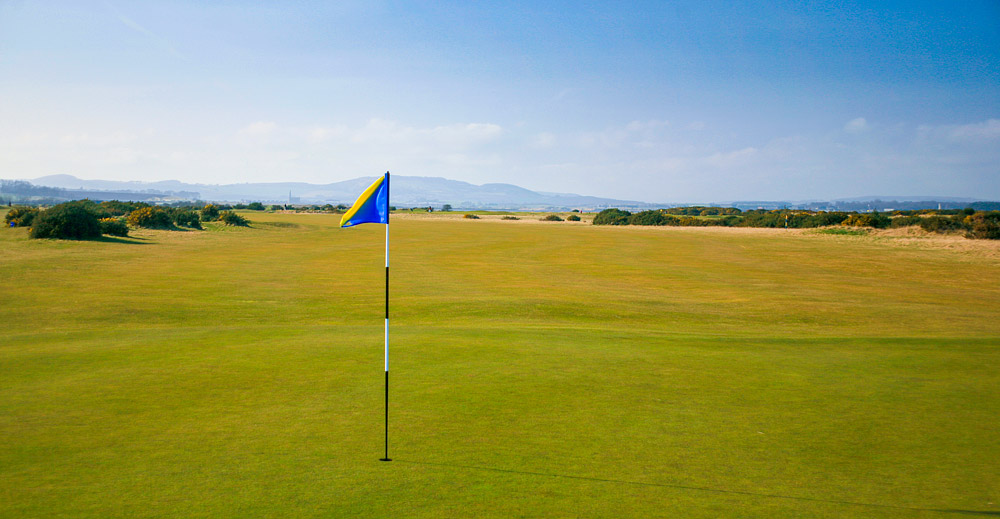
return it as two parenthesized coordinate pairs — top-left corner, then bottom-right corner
(944, 119), (1000, 143)
(844, 117), (868, 134)
(104, 1), (183, 58)
(2, 117), (998, 201)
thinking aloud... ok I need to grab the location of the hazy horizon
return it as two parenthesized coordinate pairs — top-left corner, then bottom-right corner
(1, 1), (998, 201)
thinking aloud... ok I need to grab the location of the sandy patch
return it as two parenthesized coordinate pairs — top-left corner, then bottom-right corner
(866, 227), (1000, 258)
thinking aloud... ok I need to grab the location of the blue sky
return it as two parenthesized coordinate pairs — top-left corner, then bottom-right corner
(1, 0), (997, 202)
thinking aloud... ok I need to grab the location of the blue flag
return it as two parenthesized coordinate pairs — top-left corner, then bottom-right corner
(340, 173), (389, 228)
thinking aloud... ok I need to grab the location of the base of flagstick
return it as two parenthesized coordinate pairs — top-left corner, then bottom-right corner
(380, 458), (392, 462)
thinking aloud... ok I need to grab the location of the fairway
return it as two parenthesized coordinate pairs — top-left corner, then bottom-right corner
(2, 212), (998, 518)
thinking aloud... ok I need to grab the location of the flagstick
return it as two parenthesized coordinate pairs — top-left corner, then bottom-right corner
(381, 171), (391, 462)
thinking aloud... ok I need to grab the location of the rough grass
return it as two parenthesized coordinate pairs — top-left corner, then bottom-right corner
(1, 213), (998, 518)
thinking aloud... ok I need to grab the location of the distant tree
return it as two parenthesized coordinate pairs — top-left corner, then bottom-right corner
(29, 201), (101, 240)
(219, 211), (249, 226)
(4, 206), (39, 227)
(442, 204), (453, 212)
(172, 209), (202, 229)
(99, 200), (145, 216)
(127, 207), (174, 228)
(842, 211), (891, 229)
(970, 201), (1000, 211)
(628, 210), (668, 225)
(99, 218), (129, 237)
(592, 208), (632, 225)
(918, 215), (963, 233)
(247, 202), (265, 211)
(201, 204), (221, 221)
(889, 215), (922, 228)
(965, 211), (1000, 240)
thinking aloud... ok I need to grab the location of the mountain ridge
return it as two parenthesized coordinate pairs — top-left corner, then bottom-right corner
(25, 174), (649, 210)
(6, 175), (993, 211)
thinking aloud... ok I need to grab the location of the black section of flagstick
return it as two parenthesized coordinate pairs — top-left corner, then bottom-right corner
(380, 370), (390, 461)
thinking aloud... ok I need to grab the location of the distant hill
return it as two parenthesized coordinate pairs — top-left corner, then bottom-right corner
(5, 175), (995, 212)
(21, 174), (650, 210)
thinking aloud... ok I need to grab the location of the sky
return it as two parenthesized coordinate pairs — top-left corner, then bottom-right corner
(0, 0), (998, 202)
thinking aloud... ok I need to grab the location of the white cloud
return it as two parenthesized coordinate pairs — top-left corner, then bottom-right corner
(346, 119), (502, 150)
(704, 147), (758, 168)
(238, 121), (277, 137)
(305, 125), (347, 144)
(946, 119), (1000, 142)
(530, 132), (556, 149)
(844, 117), (868, 133)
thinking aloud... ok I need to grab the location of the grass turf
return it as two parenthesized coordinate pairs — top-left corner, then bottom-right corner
(1, 213), (998, 517)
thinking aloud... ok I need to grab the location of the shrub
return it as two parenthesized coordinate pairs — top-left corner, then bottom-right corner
(593, 208), (631, 225)
(247, 202), (265, 211)
(172, 210), (202, 229)
(665, 206), (741, 216)
(919, 215), (963, 233)
(965, 212), (1000, 240)
(99, 217), (129, 237)
(127, 207), (174, 229)
(219, 211), (249, 226)
(99, 200), (145, 216)
(201, 204), (221, 221)
(566, 214), (581, 221)
(842, 211), (891, 229)
(4, 206), (39, 227)
(627, 210), (668, 225)
(501, 216), (519, 220)
(889, 215), (923, 228)
(29, 202), (101, 240)
(463, 214), (480, 219)
(542, 214), (563, 221)
(717, 215), (742, 226)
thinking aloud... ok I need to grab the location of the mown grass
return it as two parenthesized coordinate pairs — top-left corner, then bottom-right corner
(816, 227), (870, 236)
(1, 213), (998, 518)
